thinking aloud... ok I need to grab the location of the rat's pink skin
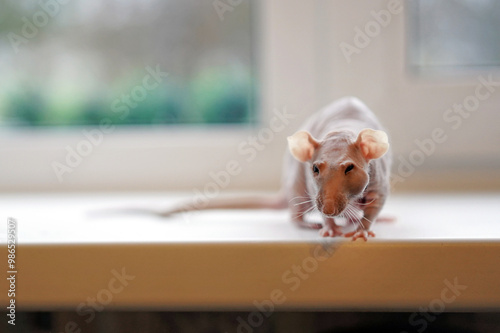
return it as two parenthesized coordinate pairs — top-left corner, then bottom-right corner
(284, 97), (392, 240)
(110, 97), (392, 242)
(344, 230), (376, 241)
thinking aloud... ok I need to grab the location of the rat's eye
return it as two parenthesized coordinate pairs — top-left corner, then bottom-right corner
(345, 164), (354, 175)
(312, 164), (320, 175)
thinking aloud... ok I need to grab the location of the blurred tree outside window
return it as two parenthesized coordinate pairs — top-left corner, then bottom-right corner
(0, 0), (257, 126)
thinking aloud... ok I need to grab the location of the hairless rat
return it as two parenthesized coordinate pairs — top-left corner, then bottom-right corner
(98, 97), (391, 241)
(283, 96), (391, 240)
(148, 96), (392, 241)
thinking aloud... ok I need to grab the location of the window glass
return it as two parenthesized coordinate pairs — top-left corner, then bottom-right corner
(408, 0), (500, 73)
(0, 0), (256, 126)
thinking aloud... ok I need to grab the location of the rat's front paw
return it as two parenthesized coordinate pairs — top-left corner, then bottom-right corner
(344, 230), (375, 241)
(319, 225), (343, 237)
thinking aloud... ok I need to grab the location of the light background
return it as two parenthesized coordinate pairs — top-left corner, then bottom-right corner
(1, 0), (499, 193)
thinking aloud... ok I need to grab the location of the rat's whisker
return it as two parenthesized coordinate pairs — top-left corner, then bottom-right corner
(344, 204), (353, 221)
(346, 207), (359, 226)
(306, 190), (317, 199)
(293, 199), (315, 207)
(356, 198), (376, 206)
(342, 209), (351, 224)
(343, 207), (352, 222)
(297, 205), (317, 218)
(346, 205), (363, 230)
(348, 202), (362, 213)
(364, 216), (373, 225)
(289, 196), (312, 203)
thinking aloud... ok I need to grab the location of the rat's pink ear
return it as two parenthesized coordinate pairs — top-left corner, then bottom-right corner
(356, 128), (389, 160)
(287, 131), (320, 162)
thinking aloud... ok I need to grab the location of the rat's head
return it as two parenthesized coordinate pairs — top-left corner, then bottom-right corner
(287, 128), (389, 217)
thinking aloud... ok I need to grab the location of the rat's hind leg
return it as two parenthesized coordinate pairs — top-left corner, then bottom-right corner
(319, 217), (343, 237)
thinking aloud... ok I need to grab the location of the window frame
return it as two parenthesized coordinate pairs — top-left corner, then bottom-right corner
(3, 0), (500, 194)
(0, 0), (322, 193)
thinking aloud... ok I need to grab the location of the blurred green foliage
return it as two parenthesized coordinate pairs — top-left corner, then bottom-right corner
(0, 0), (256, 127)
(0, 69), (256, 127)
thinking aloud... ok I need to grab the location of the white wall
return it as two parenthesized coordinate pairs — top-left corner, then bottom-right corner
(263, 0), (500, 191)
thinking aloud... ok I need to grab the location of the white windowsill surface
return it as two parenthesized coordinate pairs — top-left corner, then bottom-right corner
(1, 192), (499, 243)
(1, 192), (499, 311)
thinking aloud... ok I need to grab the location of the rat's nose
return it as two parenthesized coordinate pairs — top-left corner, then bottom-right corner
(321, 200), (337, 216)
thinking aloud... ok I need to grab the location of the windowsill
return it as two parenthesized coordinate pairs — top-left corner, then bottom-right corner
(1, 192), (499, 311)
(2, 192), (499, 243)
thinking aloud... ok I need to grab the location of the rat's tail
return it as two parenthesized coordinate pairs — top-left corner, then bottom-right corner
(157, 192), (287, 217)
(88, 192), (287, 218)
